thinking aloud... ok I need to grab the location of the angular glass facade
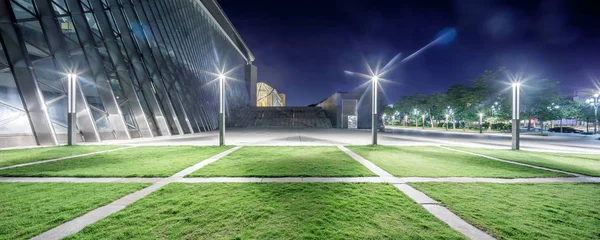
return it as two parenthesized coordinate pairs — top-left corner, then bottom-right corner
(0, 0), (255, 147)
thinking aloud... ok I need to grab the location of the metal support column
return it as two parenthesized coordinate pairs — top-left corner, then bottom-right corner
(33, 0), (100, 143)
(115, 0), (184, 135)
(89, 0), (155, 138)
(106, 0), (172, 136)
(64, 0), (131, 140)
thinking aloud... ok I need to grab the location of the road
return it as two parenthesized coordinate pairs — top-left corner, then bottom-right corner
(89, 127), (600, 154)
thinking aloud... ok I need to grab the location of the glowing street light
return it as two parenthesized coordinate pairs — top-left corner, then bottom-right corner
(371, 76), (379, 145)
(67, 73), (77, 146)
(219, 73), (226, 146)
(587, 93), (600, 134)
(445, 114), (449, 131)
(511, 82), (521, 150)
(478, 113), (484, 134)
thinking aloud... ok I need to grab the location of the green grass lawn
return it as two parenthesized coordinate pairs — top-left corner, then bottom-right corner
(447, 147), (600, 176)
(0, 182), (148, 240)
(347, 146), (564, 178)
(68, 183), (465, 239)
(412, 182), (600, 240)
(188, 146), (376, 177)
(0, 145), (124, 168)
(0, 146), (230, 177)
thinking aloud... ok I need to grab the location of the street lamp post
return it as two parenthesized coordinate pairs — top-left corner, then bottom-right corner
(587, 94), (599, 135)
(548, 103), (560, 133)
(421, 114), (425, 129)
(67, 73), (77, 146)
(479, 113), (483, 134)
(219, 74), (225, 146)
(445, 114), (449, 130)
(372, 76), (378, 145)
(404, 115), (408, 127)
(511, 82), (520, 150)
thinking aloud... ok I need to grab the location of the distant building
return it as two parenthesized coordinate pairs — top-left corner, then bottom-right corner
(279, 93), (286, 107)
(257, 82), (284, 107)
(316, 90), (383, 129)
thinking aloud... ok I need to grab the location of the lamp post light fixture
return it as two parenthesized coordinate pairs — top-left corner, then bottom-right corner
(445, 114), (449, 130)
(587, 93), (600, 134)
(218, 74), (226, 146)
(511, 82), (521, 150)
(413, 109), (419, 128)
(547, 103), (561, 132)
(371, 76), (379, 145)
(479, 113), (484, 134)
(67, 73), (78, 146)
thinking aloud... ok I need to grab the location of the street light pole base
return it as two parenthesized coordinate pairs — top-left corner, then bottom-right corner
(512, 119), (520, 150)
(372, 113), (377, 145)
(219, 113), (225, 146)
(67, 112), (76, 146)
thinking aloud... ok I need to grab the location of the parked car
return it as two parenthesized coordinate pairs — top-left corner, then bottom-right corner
(548, 127), (584, 133)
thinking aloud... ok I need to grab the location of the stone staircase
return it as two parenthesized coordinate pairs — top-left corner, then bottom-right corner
(227, 107), (333, 128)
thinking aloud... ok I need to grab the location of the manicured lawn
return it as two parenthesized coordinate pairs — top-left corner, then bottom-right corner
(0, 146), (230, 177)
(68, 183), (465, 239)
(0, 182), (148, 240)
(412, 182), (600, 240)
(0, 145), (123, 168)
(189, 146), (375, 177)
(448, 147), (600, 176)
(347, 146), (564, 178)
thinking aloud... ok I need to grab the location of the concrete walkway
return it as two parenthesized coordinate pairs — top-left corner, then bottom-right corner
(338, 145), (496, 240)
(31, 146), (242, 240)
(0, 146), (135, 171)
(439, 146), (585, 177)
(2, 176), (598, 184)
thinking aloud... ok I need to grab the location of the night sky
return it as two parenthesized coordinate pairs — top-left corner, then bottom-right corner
(219, 0), (600, 106)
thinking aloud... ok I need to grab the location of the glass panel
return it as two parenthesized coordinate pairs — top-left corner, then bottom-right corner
(57, 17), (79, 45)
(47, 96), (68, 126)
(10, 0), (36, 20)
(51, 1), (68, 15)
(0, 109), (33, 134)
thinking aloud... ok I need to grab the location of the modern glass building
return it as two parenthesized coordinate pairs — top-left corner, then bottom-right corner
(256, 81), (284, 107)
(0, 0), (256, 148)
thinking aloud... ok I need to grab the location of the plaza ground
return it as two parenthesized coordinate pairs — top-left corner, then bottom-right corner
(1, 129), (599, 239)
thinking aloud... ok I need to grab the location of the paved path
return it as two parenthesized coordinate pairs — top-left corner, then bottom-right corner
(0, 146), (135, 171)
(80, 128), (600, 153)
(337, 145), (496, 240)
(439, 146), (584, 177)
(31, 146), (242, 240)
(2, 176), (598, 184)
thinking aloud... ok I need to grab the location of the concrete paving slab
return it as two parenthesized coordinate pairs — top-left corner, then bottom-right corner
(177, 177), (263, 183)
(261, 177), (303, 182)
(393, 183), (438, 204)
(0, 146), (135, 171)
(400, 177), (593, 183)
(301, 177), (384, 183)
(337, 145), (394, 177)
(422, 204), (496, 240)
(0, 177), (161, 183)
(439, 146), (585, 177)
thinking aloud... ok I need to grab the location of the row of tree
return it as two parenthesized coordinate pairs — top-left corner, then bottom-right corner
(383, 68), (594, 130)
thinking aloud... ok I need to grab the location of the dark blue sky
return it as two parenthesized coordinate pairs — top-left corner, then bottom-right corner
(219, 0), (600, 106)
